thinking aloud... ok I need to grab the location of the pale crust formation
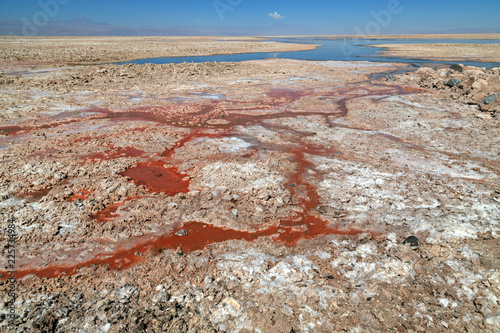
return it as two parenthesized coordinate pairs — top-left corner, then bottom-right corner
(371, 43), (500, 62)
(0, 36), (318, 65)
(0, 37), (499, 332)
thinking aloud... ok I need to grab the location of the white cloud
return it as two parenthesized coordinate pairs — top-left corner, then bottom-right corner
(268, 12), (284, 20)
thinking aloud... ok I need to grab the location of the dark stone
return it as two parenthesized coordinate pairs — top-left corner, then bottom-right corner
(327, 275), (335, 280)
(289, 183), (296, 187)
(483, 94), (499, 105)
(445, 79), (462, 88)
(386, 75), (396, 81)
(367, 297), (373, 301)
(450, 64), (463, 73)
(402, 236), (420, 247)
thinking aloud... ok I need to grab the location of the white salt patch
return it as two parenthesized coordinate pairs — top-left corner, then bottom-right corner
(382, 96), (447, 112)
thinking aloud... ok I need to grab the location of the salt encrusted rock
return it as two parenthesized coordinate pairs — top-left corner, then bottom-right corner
(445, 78), (462, 87)
(483, 94), (499, 105)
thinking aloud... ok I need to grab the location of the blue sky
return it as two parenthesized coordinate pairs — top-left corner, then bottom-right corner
(1, 0), (499, 34)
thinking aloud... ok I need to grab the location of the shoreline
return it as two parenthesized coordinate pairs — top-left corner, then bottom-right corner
(368, 43), (500, 63)
(0, 36), (319, 66)
(262, 33), (500, 40)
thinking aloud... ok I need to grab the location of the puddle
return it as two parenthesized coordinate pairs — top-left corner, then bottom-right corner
(120, 161), (190, 195)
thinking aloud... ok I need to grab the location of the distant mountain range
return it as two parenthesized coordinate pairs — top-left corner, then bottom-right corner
(0, 16), (320, 36)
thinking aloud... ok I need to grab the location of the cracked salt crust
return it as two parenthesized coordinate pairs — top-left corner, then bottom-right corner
(196, 137), (252, 153)
(201, 162), (283, 193)
(315, 156), (499, 241)
(330, 242), (414, 285)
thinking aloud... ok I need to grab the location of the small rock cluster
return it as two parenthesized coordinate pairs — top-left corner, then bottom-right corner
(413, 64), (500, 115)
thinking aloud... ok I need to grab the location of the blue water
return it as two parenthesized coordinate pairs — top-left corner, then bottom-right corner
(118, 37), (500, 69)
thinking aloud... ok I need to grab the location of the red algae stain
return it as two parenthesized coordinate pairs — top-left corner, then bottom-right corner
(90, 108), (168, 124)
(3, 85), (417, 280)
(16, 189), (50, 202)
(275, 215), (363, 246)
(5, 220), (364, 279)
(73, 136), (92, 143)
(160, 129), (231, 158)
(67, 190), (93, 203)
(267, 88), (308, 105)
(92, 196), (142, 223)
(93, 201), (126, 223)
(0, 125), (27, 136)
(120, 161), (190, 195)
(80, 147), (146, 161)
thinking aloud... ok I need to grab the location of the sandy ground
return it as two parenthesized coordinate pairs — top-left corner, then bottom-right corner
(0, 38), (499, 332)
(0, 36), (318, 65)
(371, 43), (500, 63)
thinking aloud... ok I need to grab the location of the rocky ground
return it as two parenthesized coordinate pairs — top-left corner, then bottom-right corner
(402, 64), (500, 115)
(0, 36), (317, 65)
(0, 39), (499, 332)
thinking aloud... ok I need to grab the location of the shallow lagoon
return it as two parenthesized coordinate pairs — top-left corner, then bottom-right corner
(119, 37), (500, 69)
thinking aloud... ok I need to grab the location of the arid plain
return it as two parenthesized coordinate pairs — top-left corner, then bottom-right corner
(0, 36), (499, 332)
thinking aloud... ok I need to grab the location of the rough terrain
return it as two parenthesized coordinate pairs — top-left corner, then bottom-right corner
(0, 36), (318, 65)
(0, 38), (499, 332)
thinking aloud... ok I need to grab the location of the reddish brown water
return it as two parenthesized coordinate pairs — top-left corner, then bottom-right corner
(120, 161), (190, 195)
(160, 129), (232, 158)
(2, 83), (414, 279)
(9, 220), (363, 279)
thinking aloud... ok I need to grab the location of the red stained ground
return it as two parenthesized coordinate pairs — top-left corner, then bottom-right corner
(91, 196), (143, 223)
(2, 84), (415, 280)
(0, 125), (26, 136)
(120, 160), (190, 195)
(8, 220), (363, 279)
(80, 147), (146, 161)
(66, 190), (93, 203)
(16, 189), (51, 202)
(6, 133), (364, 279)
(93, 201), (125, 223)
